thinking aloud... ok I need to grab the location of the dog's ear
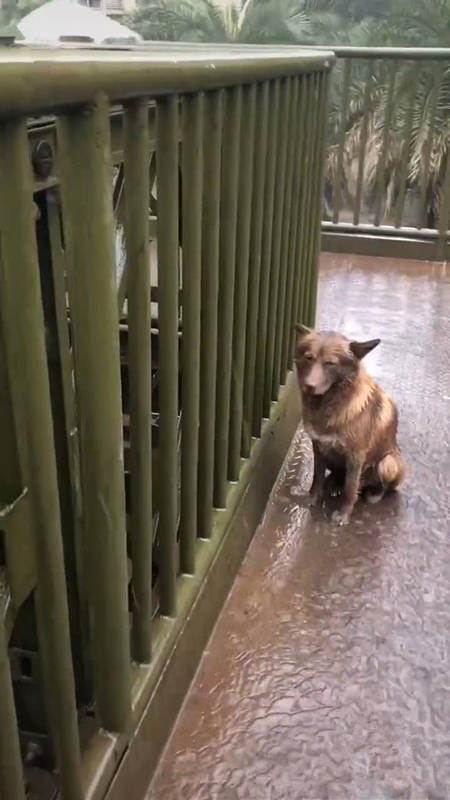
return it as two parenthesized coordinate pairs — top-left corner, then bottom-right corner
(350, 339), (381, 360)
(294, 323), (312, 340)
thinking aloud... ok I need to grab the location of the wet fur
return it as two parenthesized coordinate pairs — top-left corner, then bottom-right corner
(294, 324), (405, 525)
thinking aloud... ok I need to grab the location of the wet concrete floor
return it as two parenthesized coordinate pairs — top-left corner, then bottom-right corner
(147, 254), (450, 800)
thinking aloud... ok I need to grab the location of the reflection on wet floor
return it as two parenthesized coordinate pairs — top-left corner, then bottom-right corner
(147, 254), (450, 800)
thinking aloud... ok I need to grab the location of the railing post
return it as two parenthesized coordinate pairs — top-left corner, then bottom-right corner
(273, 74), (300, 395)
(58, 96), (131, 732)
(283, 74), (307, 377)
(419, 64), (444, 229)
(253, 80), (280, 437)
(290, 74), (313, 346)
(0, 606), (26, 800)
(180, 91), (203, 572)
(242, 81), (269, 457)
(228, 83), (256, 481)
(197, 90), (222, 538)
(332, 58), (351, 225)
(124, 98), (153, 664)
(214, 86), (242, 508)
(156, 94), (180, 616)
(298, 73), (321, 326)
(353, 61), (373, 227)
(263, 76), (291, 416)
(395, 61), (420, 229)
(308, 71), (331, 327)
(0, 116), (82, 798)
(374, 60), (397, 227)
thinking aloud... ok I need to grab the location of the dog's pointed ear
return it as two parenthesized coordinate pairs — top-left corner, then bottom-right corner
(294, 323), (312, 341)
(350, 339), (381, 360)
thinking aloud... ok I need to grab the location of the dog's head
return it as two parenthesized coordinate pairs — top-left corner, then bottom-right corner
(294, 324), (380, 396)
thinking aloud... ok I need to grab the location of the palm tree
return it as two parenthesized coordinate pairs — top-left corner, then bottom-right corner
(0, 0), (50, 32)
(389, 0), (450, 48)
(128, 0), (342, 45)
(326, 1), (450, 227)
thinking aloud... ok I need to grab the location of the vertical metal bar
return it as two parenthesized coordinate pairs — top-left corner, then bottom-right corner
(0, 609), (26, 800)
(437, 148), (450, 260)
(47, 194), (91, 696)
(228, 83), (256, 481)
(57, 97), (131, 733)
(197, 90), (222, 538)
(282, 75), (306, 378)
(308, 71), (331, 327)
(374, 60), (397, 227)
(395, 61), (420, 229)
(214, 86), (242, 507)
(288, 74), (309, 361)
(298, 74), (321, 325)
(263, 76), (291, 417)
(419, 62), (444, 229)
(354, 61), (373, 227)
(242, 81), (269, 458)
(156, 94), (180, 614)
(333, 58), (352, 224)
(124, 99), (153, 664)
(39, 191), (88, 704)
(0, 117), (82, 797)
(272, 75), (299, 398)
(252, 79), (280, 437)
(180, 92), (203, 571)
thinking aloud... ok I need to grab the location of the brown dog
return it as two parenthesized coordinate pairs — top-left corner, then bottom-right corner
(294, 324), (404, 525)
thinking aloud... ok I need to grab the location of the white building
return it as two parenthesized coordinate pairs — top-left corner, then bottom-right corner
(0, 0), (138, 22)
(18, 0), (141, 44)
(80, 0), (137, 21)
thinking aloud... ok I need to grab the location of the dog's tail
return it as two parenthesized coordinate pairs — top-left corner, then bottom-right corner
(377, 451), (405, 490)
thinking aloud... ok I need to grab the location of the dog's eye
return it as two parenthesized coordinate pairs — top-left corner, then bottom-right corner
(303, 353), (314, 361)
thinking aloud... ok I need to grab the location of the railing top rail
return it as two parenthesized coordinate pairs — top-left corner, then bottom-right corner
(298, 45), (450, 60)
(0, 45), (334, 117)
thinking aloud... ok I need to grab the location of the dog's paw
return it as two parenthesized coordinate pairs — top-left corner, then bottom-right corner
(366, 489), (385, 505)
(331, 509), (350, 526)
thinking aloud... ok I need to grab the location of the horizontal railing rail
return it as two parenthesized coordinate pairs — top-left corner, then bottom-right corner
(0, 47), (333, 115)
(0, 44), (332, 800)
(313, 45), (450, 260)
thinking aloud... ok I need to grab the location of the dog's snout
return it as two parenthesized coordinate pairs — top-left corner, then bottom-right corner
(304, 363), (323, 389)
(305, 374), (317, 388)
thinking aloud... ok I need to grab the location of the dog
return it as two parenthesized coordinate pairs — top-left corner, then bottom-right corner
(294, 323), (404, 525)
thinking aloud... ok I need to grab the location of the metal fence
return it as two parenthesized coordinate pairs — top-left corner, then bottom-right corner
(321, 47), (450, 259)
(0, 44), (332, 799)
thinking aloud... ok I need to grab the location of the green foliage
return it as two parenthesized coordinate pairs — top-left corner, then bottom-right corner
(0, 0), (51, 32)
(127, 0), (347, 45)
(334, 0), (394, 22)
(389, 0), (450, 47)
(326, 53), (450, 225)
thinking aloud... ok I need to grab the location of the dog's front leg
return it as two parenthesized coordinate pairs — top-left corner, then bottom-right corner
(332, 456), (362, 525)
(309, 441), (327, 506)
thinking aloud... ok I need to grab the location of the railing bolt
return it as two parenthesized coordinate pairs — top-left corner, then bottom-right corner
(32, 140), (54, 180)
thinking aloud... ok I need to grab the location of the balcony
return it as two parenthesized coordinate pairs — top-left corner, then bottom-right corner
(145, 45), (450, 800)
(0, 41), (449, 800)
(148, 250), (450, 799)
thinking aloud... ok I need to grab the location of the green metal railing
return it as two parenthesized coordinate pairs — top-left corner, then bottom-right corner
(0, 44), (332, 799)
(320, 47), (450, 259)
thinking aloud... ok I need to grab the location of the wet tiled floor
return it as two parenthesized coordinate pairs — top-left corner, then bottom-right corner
(147, 254), (450, 800)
